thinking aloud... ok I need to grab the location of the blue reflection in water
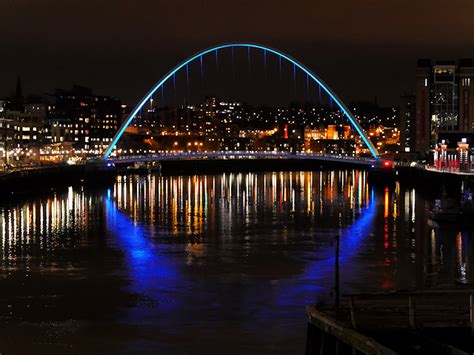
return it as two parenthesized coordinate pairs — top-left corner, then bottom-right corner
(104, 195), (183, 322)
(275, 188), (377, 308)
(104, 185), (377, 325)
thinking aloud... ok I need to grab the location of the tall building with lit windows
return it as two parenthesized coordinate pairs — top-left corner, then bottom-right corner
(415, 59), (474, 154)
(459, 59), (474, 132)
(50, 86), (121, 151)
(399, 93), (416, 154)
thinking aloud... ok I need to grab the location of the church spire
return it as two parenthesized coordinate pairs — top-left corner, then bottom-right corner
(10, 75), (24, 112)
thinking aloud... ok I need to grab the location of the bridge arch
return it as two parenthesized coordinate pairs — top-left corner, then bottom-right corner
(103, 43), (379, 160)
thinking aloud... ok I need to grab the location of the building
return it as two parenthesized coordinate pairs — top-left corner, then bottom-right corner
(7, 111), (45, 146)
(0, 110), (46, 165)
(415, 59), (432, 153)
(399, 93), (416, 154)
(0, 116), (15, 164)
(459, 59), (474, 132)
(50, 85), (122, 152)
(0, 100), (8, 113)
(415, 59), (474, 153)
(25, 102), (48, 117)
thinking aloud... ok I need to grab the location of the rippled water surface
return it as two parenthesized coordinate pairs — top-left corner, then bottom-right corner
(0, 170), (473, 353)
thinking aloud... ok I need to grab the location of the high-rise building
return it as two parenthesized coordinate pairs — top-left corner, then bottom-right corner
(4, 111), (46, 147)
(49, 86), (121, 151)
(399, 93), (416, 154)
(0, 91), (47, 152)
(459, 59), (474, 132)
(415, 59), (432, 153)
(415, 59), (474, 153)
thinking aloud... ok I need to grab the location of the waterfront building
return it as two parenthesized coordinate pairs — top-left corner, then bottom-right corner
(0, 110), (46, 165)
(5, 110), (45, 146)
(399, 93), (416, 155)
(50, 85), (122, 152)
(415, 59), (474, 153)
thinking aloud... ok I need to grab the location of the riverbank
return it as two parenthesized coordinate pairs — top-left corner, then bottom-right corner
(0, 163), (116, 197)
(396, 165), (474, 196)
(1, 158), (472, 197)
(0, 158), (376, 196)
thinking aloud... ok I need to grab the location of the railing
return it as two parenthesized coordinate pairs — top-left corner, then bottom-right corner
(426, 165), (474, 176)
(109, 151), (378, 165)
(345, 289), (474, 330)
(306, 289), (474, 355)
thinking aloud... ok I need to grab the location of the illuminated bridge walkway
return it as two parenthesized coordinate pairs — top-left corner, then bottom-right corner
(109, 151), (378, 167)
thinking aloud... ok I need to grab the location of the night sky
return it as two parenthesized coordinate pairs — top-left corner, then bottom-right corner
(2, 0), (473, 106)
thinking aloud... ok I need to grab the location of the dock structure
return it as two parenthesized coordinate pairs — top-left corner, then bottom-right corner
(306, 289), (474, 354)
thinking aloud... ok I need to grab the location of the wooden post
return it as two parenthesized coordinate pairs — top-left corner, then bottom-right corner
(305, 322), (319, 355)
(409, 295), (416, 329)
(349, 296), (357, 329)
(319, 333), (336, 355)
(319, 331), (325, 355)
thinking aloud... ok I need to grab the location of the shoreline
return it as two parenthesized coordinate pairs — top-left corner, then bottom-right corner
(0, 158), (471, 197)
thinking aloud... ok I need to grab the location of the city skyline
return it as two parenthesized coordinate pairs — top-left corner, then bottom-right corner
(2, 2), (474, 353)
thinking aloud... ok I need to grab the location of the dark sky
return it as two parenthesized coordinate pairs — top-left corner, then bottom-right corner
(2, 0), (474, 106)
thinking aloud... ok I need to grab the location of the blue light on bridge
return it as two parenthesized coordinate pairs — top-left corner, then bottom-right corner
(186, 64), (189, 86)
(200, 55), (204, 78)
(103, 43), (380, 160)
(306, 74), (310, 96)
(248, 46), (251, 72)
(293, 63), (297, 92)
(279, 56), (282, 79)
(263, 49), (267, 75)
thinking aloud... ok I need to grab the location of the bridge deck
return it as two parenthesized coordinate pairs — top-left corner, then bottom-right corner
(109, 152), (377, 166)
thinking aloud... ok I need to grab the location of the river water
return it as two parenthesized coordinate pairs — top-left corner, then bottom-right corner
(0, 170), (473, 353)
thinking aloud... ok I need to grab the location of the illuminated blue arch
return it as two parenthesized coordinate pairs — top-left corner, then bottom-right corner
(103, 43), (379, 159)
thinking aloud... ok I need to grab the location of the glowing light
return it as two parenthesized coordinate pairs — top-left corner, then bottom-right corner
(200, 55), (204, 78)
(103, 43), (379, 159)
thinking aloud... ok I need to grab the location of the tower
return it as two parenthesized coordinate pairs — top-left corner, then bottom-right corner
(415, 59), (430, 153)
(10, 75), (24, 112)
(459, 59), (474, 132)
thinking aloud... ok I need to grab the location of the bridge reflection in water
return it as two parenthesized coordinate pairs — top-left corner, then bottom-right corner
(111, 170), (371, 229)
(0, 171), (473, 352)
(105, 171), (374, 320)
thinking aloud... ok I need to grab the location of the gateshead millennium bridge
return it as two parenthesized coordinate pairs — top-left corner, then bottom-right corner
(102, 43), (380, 163)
